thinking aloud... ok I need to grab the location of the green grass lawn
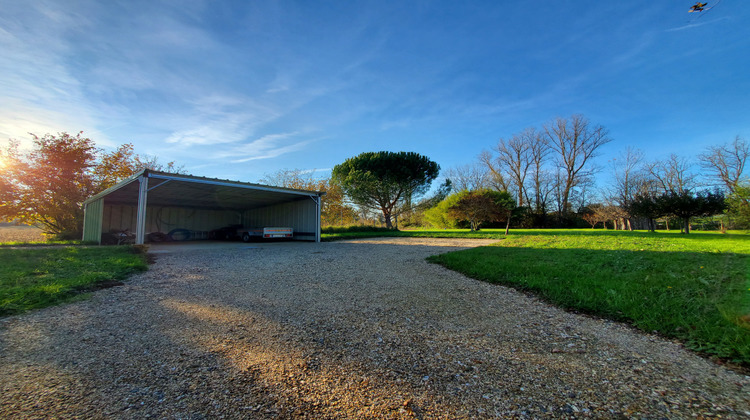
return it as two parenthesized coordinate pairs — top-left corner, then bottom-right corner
(423, 229), (750, 367)
(0, 246), (148, 316)
(321, 227), (510, 241)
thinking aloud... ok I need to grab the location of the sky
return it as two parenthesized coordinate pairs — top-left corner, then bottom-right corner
(1, 0), (748, 187)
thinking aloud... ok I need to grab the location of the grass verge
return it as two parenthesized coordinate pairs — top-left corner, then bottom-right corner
(0, 240), (90, 247)
(425, 229), (750, 367)
(0, 245), (148, 316)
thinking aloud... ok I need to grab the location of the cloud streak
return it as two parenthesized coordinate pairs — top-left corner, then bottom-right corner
(211, 132), (311, 163)
(164, 95), (282, 146)
(665, 17), (729, 32)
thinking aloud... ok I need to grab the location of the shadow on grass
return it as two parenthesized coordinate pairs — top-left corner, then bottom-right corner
(459, 228), (750, 242)
(324, 228), (750, 244)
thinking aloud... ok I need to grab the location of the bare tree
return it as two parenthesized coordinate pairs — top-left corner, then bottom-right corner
(610, 147), (646, 207)
(259, 168), (316, 189)
(699, 136), (749, 194)
(606, 147), (649, 230)
(647, 154), (696, 194)
(565, 173), (597, 214)
(493, 128), (538, 206)
(444, 162), (491, 192)
(552, 169), (567, 216)
(544, 114), (612, 218)
(607, 204), (631, 230)
(483, 127), (554, 213)
(528, 131), (553, 213)
(478, 150), (510, 192)
(531, 170), (556, 215)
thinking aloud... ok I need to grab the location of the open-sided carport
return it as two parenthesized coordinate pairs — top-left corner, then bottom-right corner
(82, 170), (324, 244)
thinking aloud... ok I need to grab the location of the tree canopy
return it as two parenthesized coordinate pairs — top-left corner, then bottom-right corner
(0, 132), (183, 238)
(626, 193), (663, 232)
(447, 189), (515, 233)
(727, 183), (750, 228)
(627, 189), (726, 234)
(659, 190), (726, 234)
(424, 190), (468, 229)
(331, 151), (439, 229)
(258, 168), (357, 226)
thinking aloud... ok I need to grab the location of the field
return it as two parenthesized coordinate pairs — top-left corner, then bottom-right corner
(425, 229), (750, 367)
(0, 224), (46, 243)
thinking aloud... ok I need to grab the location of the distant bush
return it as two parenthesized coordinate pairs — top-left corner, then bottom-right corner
(321, 225), (394, 234)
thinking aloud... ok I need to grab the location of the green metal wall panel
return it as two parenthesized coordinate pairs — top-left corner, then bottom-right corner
(243, 198), (319, 241)
(82, 198), (104, 243)
(101, 204), (241, 239)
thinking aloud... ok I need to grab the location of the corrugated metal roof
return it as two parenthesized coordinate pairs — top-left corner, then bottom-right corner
(84, 170), (324, 211)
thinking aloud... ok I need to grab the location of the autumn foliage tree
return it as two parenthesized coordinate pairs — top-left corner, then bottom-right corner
(581, 203), (607, 229)
(1, 133), (100, 238)
(447, 189), (515, 234)
(259, 168), (357, 226)
(0, 132), (181, 239)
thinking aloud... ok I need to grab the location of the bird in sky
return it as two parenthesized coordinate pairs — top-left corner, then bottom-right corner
(689, 2), (708, 12)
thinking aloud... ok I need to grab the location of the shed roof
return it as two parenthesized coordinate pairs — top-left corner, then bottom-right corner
(84, 170), (324, 211)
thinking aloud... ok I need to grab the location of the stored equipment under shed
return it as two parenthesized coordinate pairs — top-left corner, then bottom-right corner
(82, 170), (324, 244)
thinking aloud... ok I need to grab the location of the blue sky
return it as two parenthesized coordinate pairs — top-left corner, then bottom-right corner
(1, 1), (748, 186)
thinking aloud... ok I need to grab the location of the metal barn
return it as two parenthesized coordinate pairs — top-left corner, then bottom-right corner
(82, 170), (324, 244)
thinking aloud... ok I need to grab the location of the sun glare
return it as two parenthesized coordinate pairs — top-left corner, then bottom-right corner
(0, 154), (12, 172)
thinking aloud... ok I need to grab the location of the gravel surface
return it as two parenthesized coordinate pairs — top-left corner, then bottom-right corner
(1, 237), (749, 418)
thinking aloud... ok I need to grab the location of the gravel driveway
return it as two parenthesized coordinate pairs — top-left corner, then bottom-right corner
(1, 237), (748, 418)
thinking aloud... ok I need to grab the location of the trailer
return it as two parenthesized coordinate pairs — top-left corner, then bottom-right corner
(238, 227), (293, 242)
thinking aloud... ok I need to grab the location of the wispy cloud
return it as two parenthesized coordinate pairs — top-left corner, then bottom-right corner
(164, 95), (281, 146)
(210, 131), (311, 163)
(665, 17), (729, 32)
(299, 167), (332, 175)
(610, 35), (653, 66)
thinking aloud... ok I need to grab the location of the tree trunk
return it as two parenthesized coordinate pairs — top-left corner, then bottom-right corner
(504, 217), (511, 236)
(384, 212), (393, 229)
(684, 217), (691, 234)
(626, 218), (633, 231)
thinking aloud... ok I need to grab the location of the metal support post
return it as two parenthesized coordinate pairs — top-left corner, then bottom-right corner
(135, 175), (149, 245)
